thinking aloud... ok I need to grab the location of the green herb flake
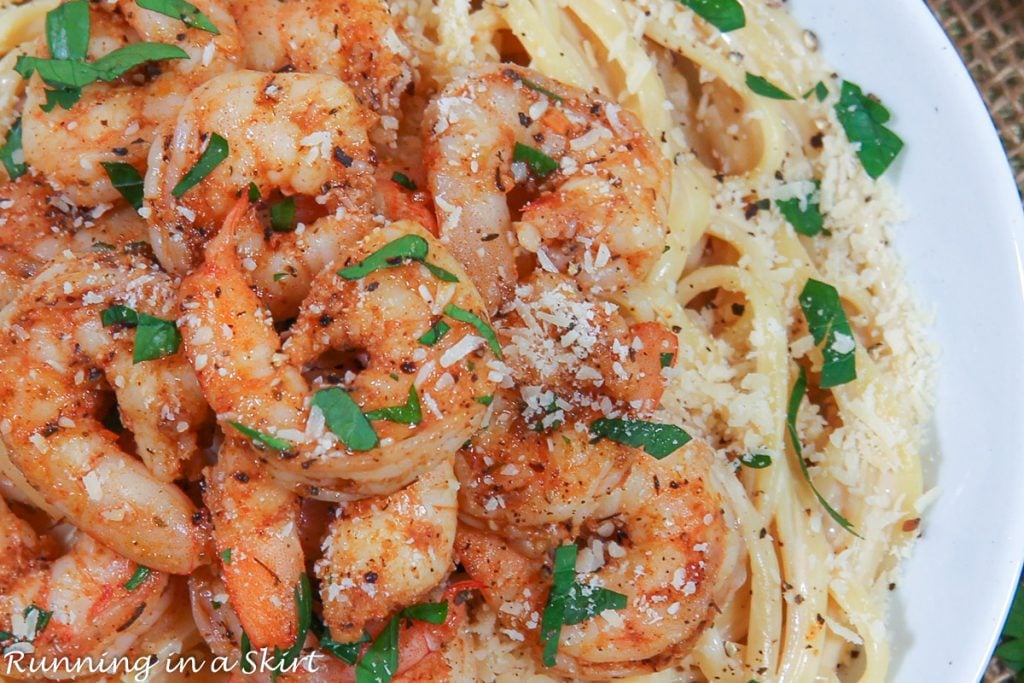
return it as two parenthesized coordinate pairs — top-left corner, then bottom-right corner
(589, 418), (691, 459)
(355, 602), (449, 683)
(272, 574), (312, 673)
(798, 279), (856, 388)
(443, 304), (502, 359)
(318, 626), (370, 665)
(676, 0), (745, 32)
(101, 162), (145, 209)
(834, 81), (904, 179)
(739, 450), (773, 469)
(417, 320), (451, 347)
(270, 197), (297, 232)
(220, 548), (232, 565)
(390, 171), (417, 191)
(364, 385), (422, 426)
(171, 133), (228, 198)
(91, 241), (115, 252)
(136, 0), (220, 33)
(123, 565), (152, 591)
(474, 395), (493, 406)
(1, 118), (27, 180)
(100, 304), (181, 362)
(248, 182), (261, 202)
(745, 73), (795, 100)
(541, 545), (627, 666)
(520, 77), (564, 103)
(273, 272), (288, 282)
(240, 630), (254, 674)
(312, 387), (378, 451)
(776, 181), (825, 237)
(660, 352), (674, 368)
(227, 421), (293, 452)
(787, 366), (860, 537)
(804, 81), (828, 102)
(338, 234), (457, 283)
(513, 142), (559, 178)
(24, 604), (53, 641)
(996, 583), (1024, 673)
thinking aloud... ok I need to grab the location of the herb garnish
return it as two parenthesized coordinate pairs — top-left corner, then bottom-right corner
(101, 162), (145, 209)
(442, 304), (502, 359)
(520, 77), (564, 103)
(171, 133), (228, 197)
(1, 118), (27, 180)
(513, 142), (558, 178)
(739, 450), (773, 469)
(312, 387), (378, 451)
(316, 622), (370, 665)
(417, 320), (451, 347)
(270, 197), (297, 232)
(589, 418), (691, 459)
(996, 583), (1024, 673)
(474, 395), (494, 406)
(270, 574), (312, 676)
(798, 279), (856, 388)
(835, 81), (904, 179)
(100, 304), (181, 362)
(338, 234), (458, 283)
(220, 548), (232, 565)
(660, 352), (674, 368)
(390, 172), (417, 191)
(776, 181), (825, 237)
(123, 565), (152, 591)
(364, 385), (422, 426)
(355, 602), (449, 683)
(541, 544), (627, 666)
(21, 605), (53, 642)
(227, 421), (293, 452)
(136, 0), (220, 34)
(248, 182), (261, 202)
(804, 81), (829, 102)
(746, 73), (795, 100)
(676, 0), (745, 32)
(787, 366), (860, 536)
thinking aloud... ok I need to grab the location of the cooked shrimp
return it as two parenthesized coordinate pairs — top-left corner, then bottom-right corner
(179, 210), (498, 498)
(20, 0), (242, 207)
(423, 64), (670, 312)
(225, 0), (412, 136)
(0, 175), (150, 307)
(456, 440), (739, 679)
(146, 69), (376, 317)
(0, 253), (211, 573)
(316, 460), (458, 641)
(0, 499), (174, 679)
(205, 439), (304, 651)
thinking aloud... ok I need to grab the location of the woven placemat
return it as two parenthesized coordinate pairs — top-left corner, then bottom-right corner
(926, 0), (1024, 196)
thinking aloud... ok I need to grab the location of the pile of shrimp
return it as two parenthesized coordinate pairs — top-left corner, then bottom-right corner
(0, 2), (741, 681)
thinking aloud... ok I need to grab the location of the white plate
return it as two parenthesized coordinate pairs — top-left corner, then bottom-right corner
(788, 1), (1024, 680)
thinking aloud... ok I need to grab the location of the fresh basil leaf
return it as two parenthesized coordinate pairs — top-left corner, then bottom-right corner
(520, 77), (564, 103)
(172, 132), (227, 197)
(401, 601), (448, 624)
(998, 586), (1024, 672)
(562, 583), (627, 625)
(589, 418), (691, 459)
(270, 197), (296, 232)
(101, 162), (145, 209)
(660, 352), (674, 368)
(356, 616), (399, 683)
(90, 42), (190, 80)
(443, 304), (502, 359)
(23, 605), (52, 641)
(240, 630), (254, 674)
(739, 450), (773, 469)
(41, 84), (82, 111)
(422, 262), (459, 282)
(136, 0), (220, 34)
(318, 626), (369, 665)
(273, 574), (312, 671)
(804, 81), (828, 102)
(776, 181), (825, 236)
(799, 279), (856, 388)
(47, 1), (90, 61)
(513, 142), (558, 178)
(101, 304), (138, 327)
(124, 565), (151, 591)
(227, 421), (293, 452)
(133, 313), (182, 362)
(787, 366), (860, 537)
(390, 171), (416, 191)
(273, 272), (288, 282)
(1, 118), (28, 180)
(417, 320), (451, 346)
(676, 0), (745, 32)
(312, 387), (378, 451)
(835, 81), (904, 179)
(339, 234), (456, 283)
(248, 182), (261, 202)
(745, 73), (794, 100)
(364, 385), (422, 426)
(15, 56), (102, 88)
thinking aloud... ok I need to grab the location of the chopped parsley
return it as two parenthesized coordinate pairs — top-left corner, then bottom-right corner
(541, 545), (627, 666)
(123, 565), (151, 591)
(355, 602), (448, 683)
(660, 352), (674, 368)
(474, 395), (493, 406)
(745, 73), (794, 100)
(799, 279), (856, 388)
(776, 181), (825, 237)
(171, 133), (228, 197)
(1, 118), (27, 180)
(364, 385), (422, 426)
(220, 548), (232, 565)
(338, 234), (458, 283)
(676, 0), (745, 32)
(787, 366), (860, 537)
(513, 142), (558, 178)
(136, 0), (220, 34)
(270, 197), (297, 232)
(312, 387), (378, 451)
(835, 81), (904, 179)
(589, 418), (691, 459)
(24, 605), (52, 641)
(739, 450), (773, 469)
(100, 304), (181, 363)
(390, 171), (417, 191)
(442, 304), (502, 359)
(804, 81), (829, 102)
(417, 320), (451, 347)
(248, 182), (261, 202)
(101, 162), (145, 209)
(227, 421), (293, 452)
